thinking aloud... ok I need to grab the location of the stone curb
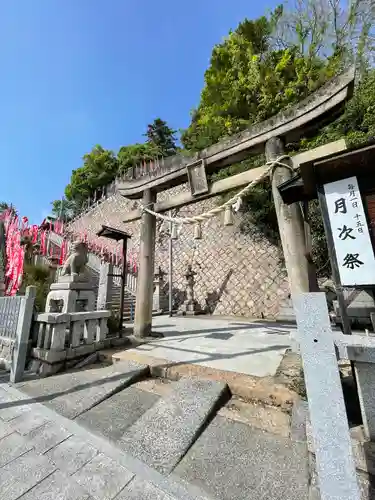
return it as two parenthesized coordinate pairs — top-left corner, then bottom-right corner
(306, 418), (375, 478)
(1, 382), (215, 500)
(105, 350), (299, 411)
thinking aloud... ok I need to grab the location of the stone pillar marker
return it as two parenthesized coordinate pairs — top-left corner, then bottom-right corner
(266, 137), (309, 348)
(134, 189), (157, 337)
(153, 266), (168, 313)
(97, 261), (113, 311)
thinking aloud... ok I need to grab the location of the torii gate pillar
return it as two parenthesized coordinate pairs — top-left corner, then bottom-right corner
(266, 137), (310, 347)
(134, 188), (157, 338)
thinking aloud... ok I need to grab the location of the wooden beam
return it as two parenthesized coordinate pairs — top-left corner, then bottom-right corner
(122, 140), (347, 224)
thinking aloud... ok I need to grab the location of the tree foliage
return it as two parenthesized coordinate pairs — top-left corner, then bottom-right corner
(145, 118), (177, 156)
(51, 198), (78, 221)
(64, 145), (119, 206)
(117, 142), (160, 174)
(180, 0), (374, 276)
(21, 263), (51, 311)
(51, 118), (176, 215)
(181, 1), (373, 152)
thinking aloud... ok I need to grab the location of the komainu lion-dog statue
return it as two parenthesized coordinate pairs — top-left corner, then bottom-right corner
(61, 240), (89, 279)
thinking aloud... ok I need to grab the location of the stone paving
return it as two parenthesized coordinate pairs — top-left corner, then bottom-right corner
(125, 316), (294, 377)
(0, 382), (212, 500)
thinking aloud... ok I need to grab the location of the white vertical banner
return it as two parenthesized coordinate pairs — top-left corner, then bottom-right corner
(324, 175), (375, 286)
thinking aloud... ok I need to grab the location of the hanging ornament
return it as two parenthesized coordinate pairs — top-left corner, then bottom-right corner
(171, 224), (178, 240)
(224, 206), (234, 226)
(194, 222), (202, 240)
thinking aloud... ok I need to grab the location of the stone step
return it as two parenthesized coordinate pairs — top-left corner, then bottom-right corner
(16, 360), (149, 420)
(76, 385), (160, 442)
(120, 378), (229, 475)
(0, 383), (212, 500)
(174, 414), (310, 500)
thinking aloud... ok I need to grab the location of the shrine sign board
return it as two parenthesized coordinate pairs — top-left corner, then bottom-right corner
(324, 176), (375, 286)
(186, 159), (209, 197)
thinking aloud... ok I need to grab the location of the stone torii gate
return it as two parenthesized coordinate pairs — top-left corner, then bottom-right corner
(116, 68), (355, 339)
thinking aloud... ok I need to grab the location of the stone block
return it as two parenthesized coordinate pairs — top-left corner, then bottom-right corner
(121, 377), (228, 474)
(71, 320), (84, 347)
(19, 470), (90, 500)
(36, 312), (71, 324)
(354, 362), (375, 441)
(0, 432), (34, 467)
(32, 347), (67, 364)
(38, 362), (65, 377)
(50, 281), (92, 291)
(46, 289), (78, 313)
(0, 450), (56, 500)
(21, 360), (149, 419)
(0, 397), (32, 422)
(175, 415), (309, 500)
(9, 411), (51, 436)
(73, 452), (134, 499)
(117, 477), (174, 500)
(73, 343), (96, 358)
(26, 421), (73, 454)
(0, 420), (14, 440)
(83, 318), (96, 344)
(76, 386), (159, 441)
(96, 317), (108, 341)
(50, 323), (67, 350)
(45, 435), (99, 475)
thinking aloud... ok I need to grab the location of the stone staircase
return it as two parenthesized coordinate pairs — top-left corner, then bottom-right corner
(10, 360), (311, 500)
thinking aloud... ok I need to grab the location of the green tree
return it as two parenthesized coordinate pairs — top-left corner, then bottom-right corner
(21, 263), (51, 311)
(64, 145), (119, 206)
(117, 142), (161, 174)
(0, 202), (16, 215)
(51, 198), (78, 221)
(181, 9), (337, 152)
(0, 202), (9, 213)
(145, 118), (177, 156)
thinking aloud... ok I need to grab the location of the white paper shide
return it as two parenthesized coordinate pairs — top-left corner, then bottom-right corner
(324, 176), (375, 286)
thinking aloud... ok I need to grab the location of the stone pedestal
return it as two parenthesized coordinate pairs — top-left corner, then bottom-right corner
(178, 265), (202, 316)
(46, 275), (95, 313)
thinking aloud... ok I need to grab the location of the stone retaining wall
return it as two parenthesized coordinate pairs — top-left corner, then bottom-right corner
(67, 184), (289, 318)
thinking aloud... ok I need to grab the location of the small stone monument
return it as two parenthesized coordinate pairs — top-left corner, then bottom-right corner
(153, 266), (168, 313)
(45, 240), (95, 313)
(178, 264), (202, 316)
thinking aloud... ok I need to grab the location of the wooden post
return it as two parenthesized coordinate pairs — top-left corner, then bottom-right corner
(266, 137), (310, 347)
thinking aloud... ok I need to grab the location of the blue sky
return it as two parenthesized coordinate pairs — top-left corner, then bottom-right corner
(0, 0), (279, 223)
